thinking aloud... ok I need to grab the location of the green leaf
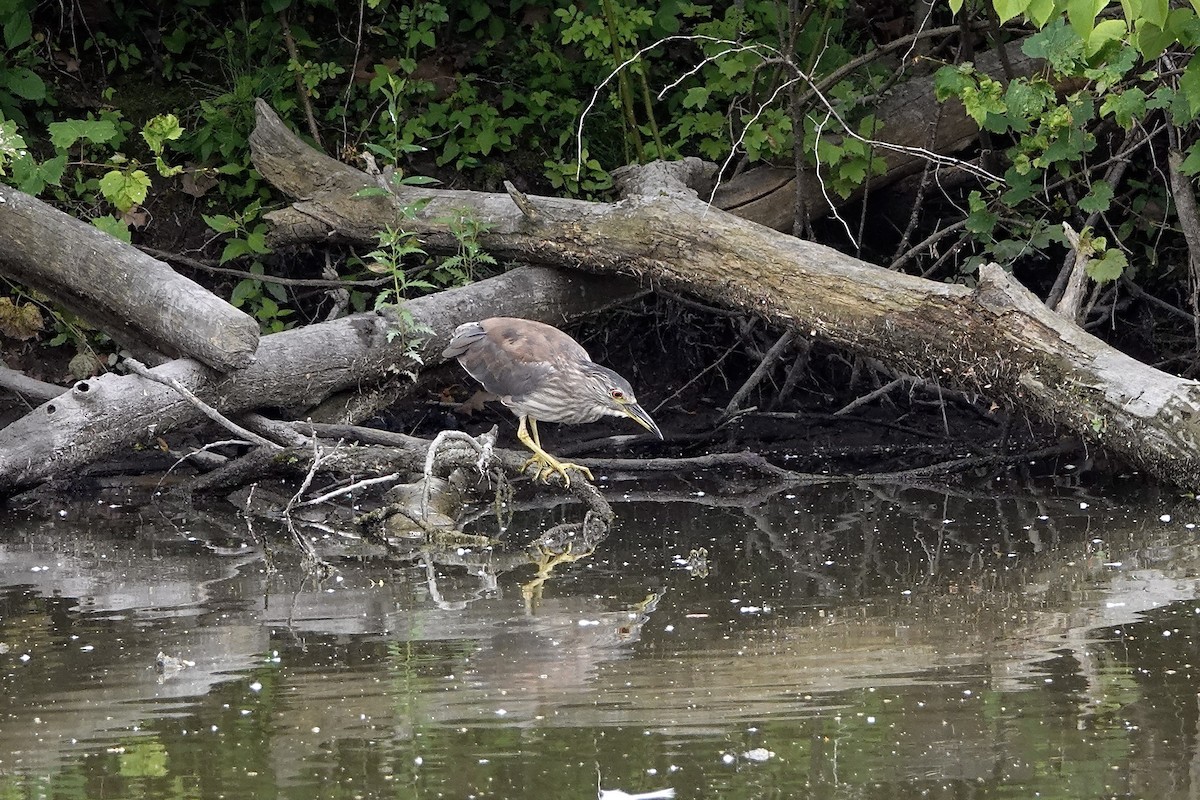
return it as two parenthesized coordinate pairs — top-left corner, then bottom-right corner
(154, 155), (182, 177)
(966, 191), (998, 235)
(1141, 0), (1169, 27)
(48, 119), (118, 149)
(1086, 18), (1128, 56)
(960, 75), (1007, 126)
(37, 152), (66, 186)
(398, 174), (440, 186)
(353, 187), (390, 198)
(91, 215), (131, 243)
(994, 0), (1031, 24)
(230, 279), (258, 308)
(244, 229), (271, 254)
(4, 67), (44, 101)
(1068, 0), (1106, 40)
(1138, 22), (1174, 58)
(474, 126), (500, 156)
(1027, 0), (1056, 26)
(4, 9), (31, 49)
(1079, 181), (1114, 213)
(949, 0), (964, 13)
(162, 27), (188, 53)
(1180, 143), (1200, 176)
(1099, 86), (1146, 127)
(221, 239), (252, 263)
(203, 213), (239, 233)
(933, 64), (973, 102)
(141, 113), (183, 155)
(1170, 6), (1200, 46)
(98, 169), (151, 212)
(1023, 21), (1086, 72)
(1087, 248), (1128, 282)
(683, 86), (711, 109)
(1181, 56), (1200, 117)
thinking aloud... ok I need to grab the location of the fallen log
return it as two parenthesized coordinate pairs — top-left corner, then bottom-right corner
(251, 100), (1200, 489)
(713, 38), (1040, 231)
(0, 186), (259, 370)
(0, 267), (645, 493)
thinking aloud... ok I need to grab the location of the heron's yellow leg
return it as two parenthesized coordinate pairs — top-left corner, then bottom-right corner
(516, 416), (594, 486)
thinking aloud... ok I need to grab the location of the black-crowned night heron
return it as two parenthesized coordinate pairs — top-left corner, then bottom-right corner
(442, 317), (662, 485)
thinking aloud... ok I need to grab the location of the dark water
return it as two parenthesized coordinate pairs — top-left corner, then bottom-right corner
(2, 469), (1199, 799)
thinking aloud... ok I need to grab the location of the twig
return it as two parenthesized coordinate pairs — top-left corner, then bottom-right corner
(504, 180), (541, 223)
(138, 245), (388, 289)
(770, 342), (810, 410)
(291, 421), (427, 448)
(650, 323), (750, 414)
(300, 472), (402, 506)
(1168, 147), (1200, 348)
(0, 365), (65, 403)
(1121, 277), (1194, 323)
(580, 450), (816, 481)
(1053, 222), (1091, 323)
(891, 219), (968, 272)
(723, 329), (796, 417)
(282, 436), (337, 573)
(889, 102), (950, 266)
(121, 357), (279, 449)
(857, 442), (1079, 482)
(240, 412), (312, 448)
(834, 376), (909, 416)
(278, 9), (323, 149)
(575, 30), (1001, 187)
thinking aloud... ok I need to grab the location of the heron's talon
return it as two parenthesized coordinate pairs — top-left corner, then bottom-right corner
(520, 455), (592, 487)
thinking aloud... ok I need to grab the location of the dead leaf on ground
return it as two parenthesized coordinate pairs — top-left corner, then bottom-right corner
(180, 168), (219, 198)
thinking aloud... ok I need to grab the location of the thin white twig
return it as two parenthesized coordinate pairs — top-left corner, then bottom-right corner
(709, 76), (802, 215)
(300, 472), (402, 507)
(657, 42), (772, 100)
(576, 32), (1005, 188)
(122, 357), (278, 449)
(576, 34), (781, 178)
(902, 0), (937, 66)
(810, 109), (859, 247)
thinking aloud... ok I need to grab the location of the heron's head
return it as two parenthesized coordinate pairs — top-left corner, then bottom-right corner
(579, 363), (663, 439)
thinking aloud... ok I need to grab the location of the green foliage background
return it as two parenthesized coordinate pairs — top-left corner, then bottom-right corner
(2, 0), (1200, 368)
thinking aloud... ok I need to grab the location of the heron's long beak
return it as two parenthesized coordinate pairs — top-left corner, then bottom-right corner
(623, 402), (663, 440)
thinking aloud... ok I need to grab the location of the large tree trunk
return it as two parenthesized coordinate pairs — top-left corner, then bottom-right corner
(0, 186), (259, 371)
(253, 99), (1200, 489)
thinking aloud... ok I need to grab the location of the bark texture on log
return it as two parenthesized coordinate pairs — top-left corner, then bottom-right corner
(252, 100), (1200, 489)
(0, 186), (260, 371)
(0, 267), (645, 493)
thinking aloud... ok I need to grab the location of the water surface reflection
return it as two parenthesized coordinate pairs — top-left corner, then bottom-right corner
(1, 474), (1197, 798)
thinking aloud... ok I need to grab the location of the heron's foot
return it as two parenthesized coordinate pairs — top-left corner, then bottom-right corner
(520, 454), (594, 486)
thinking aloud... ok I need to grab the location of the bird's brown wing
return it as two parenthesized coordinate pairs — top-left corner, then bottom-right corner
(444, 318), (589, 402)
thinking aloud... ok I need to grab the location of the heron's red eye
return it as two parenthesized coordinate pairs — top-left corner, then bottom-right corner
(610, 389), (625, 401)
